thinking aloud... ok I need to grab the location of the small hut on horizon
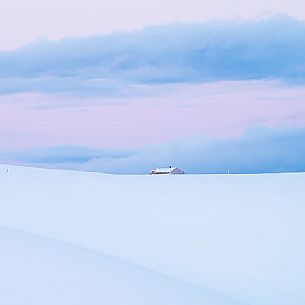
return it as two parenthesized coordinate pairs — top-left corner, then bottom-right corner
(149, 166), (185, 175)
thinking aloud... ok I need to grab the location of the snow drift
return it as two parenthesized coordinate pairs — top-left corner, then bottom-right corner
(1, 164), (305, 305)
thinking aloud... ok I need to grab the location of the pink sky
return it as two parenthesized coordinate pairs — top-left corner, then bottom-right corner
(1, 0), (304, 50)
(1, 80), (305, 150)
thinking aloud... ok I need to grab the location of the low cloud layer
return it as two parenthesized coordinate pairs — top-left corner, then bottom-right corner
(2, 126), (305, 174)
(1, 15), (305, 95)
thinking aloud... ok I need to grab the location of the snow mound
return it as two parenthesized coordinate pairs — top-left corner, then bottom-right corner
(0, 225), (242, 305)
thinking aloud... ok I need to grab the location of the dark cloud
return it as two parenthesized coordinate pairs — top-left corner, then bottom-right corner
(1, 15), (305, 94)
(2, 126), (305, 174)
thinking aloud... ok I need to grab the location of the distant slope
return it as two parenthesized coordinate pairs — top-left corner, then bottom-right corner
(1, 165), (305, 305)
(0, 225), (242, 305)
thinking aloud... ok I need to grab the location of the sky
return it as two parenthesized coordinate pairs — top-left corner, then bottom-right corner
(1, 1), (305, 173)
(1, 0), (305, 50)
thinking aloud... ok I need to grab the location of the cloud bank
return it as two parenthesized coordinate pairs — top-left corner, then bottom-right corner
(1, 15), (305, 95)
(2, 126), (305, 174)
(1, 0), (305, 50)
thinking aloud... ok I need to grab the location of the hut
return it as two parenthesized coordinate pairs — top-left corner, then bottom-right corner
(150, 166), (185, 175)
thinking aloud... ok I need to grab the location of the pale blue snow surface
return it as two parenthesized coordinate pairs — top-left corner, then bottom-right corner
(0, 226), (240, 305)
(1, 164), (305, 305)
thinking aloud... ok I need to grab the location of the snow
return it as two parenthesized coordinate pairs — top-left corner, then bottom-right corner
(1, 164), (305, 305)
(0, 226), (241, 305)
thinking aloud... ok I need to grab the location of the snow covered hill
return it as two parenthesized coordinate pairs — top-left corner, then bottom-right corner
(1, 226), (242, 305)
(1, 165), (305, 305)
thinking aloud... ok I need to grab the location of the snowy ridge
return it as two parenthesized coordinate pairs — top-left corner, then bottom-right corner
(0, 224), (244, 305)
(1, 165), (305, 305)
